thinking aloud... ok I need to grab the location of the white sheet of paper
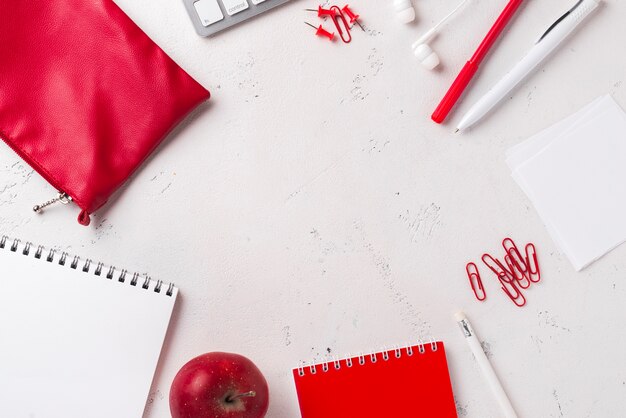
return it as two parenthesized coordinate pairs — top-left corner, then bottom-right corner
(506, 95), (607, 170)
(0, 242), (177, 418)
(508, 103), (600, 256)
(509, 96), (626, 270)
(508, 96), (615, 255)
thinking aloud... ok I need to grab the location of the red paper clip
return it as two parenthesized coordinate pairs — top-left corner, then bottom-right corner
(505, 254), (530, 289)
(502, 238), (527, 272)
(330, 6), (352, 44)
(525, 243), (540, 283)
(507, 247), (530, 283)
(498, 273), (526, 307)
(466, 262), (486, 301)
(481, 253), (513, 282)
(305, 5), (338, 17)
(342, 5), (365, 31)
(305, 22), (335, 41)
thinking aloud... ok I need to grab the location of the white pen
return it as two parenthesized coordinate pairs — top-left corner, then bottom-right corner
(455, 0), (601, 133)
(454, 311), (518, 418)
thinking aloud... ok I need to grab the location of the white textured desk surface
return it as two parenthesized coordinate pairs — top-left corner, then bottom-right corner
(2, 0), (625, 417)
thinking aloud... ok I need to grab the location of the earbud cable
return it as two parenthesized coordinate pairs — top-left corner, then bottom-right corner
(432, 0), (471, 33)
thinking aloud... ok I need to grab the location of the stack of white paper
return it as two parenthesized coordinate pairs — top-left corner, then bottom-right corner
(506, 95), (626, 271)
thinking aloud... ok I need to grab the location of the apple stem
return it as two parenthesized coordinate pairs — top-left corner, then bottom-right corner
(226, 391), (256, 403)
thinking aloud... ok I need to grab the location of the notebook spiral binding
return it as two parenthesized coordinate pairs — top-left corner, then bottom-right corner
(0, 236), (174, 297)
(296, 339), (439, 377)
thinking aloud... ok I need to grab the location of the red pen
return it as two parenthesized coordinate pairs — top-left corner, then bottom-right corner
(431, 0), (525, 124)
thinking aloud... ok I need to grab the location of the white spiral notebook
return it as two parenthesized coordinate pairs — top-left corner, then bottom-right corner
(0, 236), (178, 418)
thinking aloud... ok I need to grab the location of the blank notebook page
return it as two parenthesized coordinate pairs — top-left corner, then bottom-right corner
(293, 342), (457, 418)
(0, 239), (177, 418)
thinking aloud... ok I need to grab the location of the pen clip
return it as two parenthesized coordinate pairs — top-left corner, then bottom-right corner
(536, 0), (584, 44)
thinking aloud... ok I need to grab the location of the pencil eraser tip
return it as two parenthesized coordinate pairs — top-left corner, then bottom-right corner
(454, 311), (466, 321)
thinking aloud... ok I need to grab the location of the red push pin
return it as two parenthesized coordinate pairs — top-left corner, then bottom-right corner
(305, 5), (337, 18)
(342, 4), (364, 31)
(305, 22), (335, 41)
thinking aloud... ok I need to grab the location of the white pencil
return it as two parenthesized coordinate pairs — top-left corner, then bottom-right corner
(455, 311), (518, 418)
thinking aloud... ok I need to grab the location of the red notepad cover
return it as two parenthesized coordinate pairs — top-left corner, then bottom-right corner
(292, 342), (457, 418)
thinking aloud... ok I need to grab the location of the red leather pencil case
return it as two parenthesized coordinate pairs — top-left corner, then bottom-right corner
(0, 0), (210, 225)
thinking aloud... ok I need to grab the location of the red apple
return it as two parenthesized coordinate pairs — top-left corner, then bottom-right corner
(170, 352), (269, 418)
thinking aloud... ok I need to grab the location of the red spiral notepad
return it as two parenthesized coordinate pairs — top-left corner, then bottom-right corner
(292, 342), (458, 418)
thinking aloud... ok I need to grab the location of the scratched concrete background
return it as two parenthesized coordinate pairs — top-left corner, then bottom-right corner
(1, 0), (625, 416)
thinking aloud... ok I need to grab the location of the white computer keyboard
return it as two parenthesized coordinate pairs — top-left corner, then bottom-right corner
(183, 0), (292, 37)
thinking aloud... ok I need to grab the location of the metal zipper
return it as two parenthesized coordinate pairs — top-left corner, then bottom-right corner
(33, 192), (72, 213)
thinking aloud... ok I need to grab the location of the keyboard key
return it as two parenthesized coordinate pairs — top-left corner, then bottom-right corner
(221, 0), (249, 16)
(251, 0), (267, 4)
(194, 0), (224, 27)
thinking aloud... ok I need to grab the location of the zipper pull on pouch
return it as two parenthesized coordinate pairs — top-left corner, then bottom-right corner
(33, 192), (91, 226)
(33, 192), (72, 214)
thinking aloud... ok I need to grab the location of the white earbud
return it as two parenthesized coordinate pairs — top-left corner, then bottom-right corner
(412, 28), (441, 70)
(394, 0), (416, 24)
(411, 0), (470, 70)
